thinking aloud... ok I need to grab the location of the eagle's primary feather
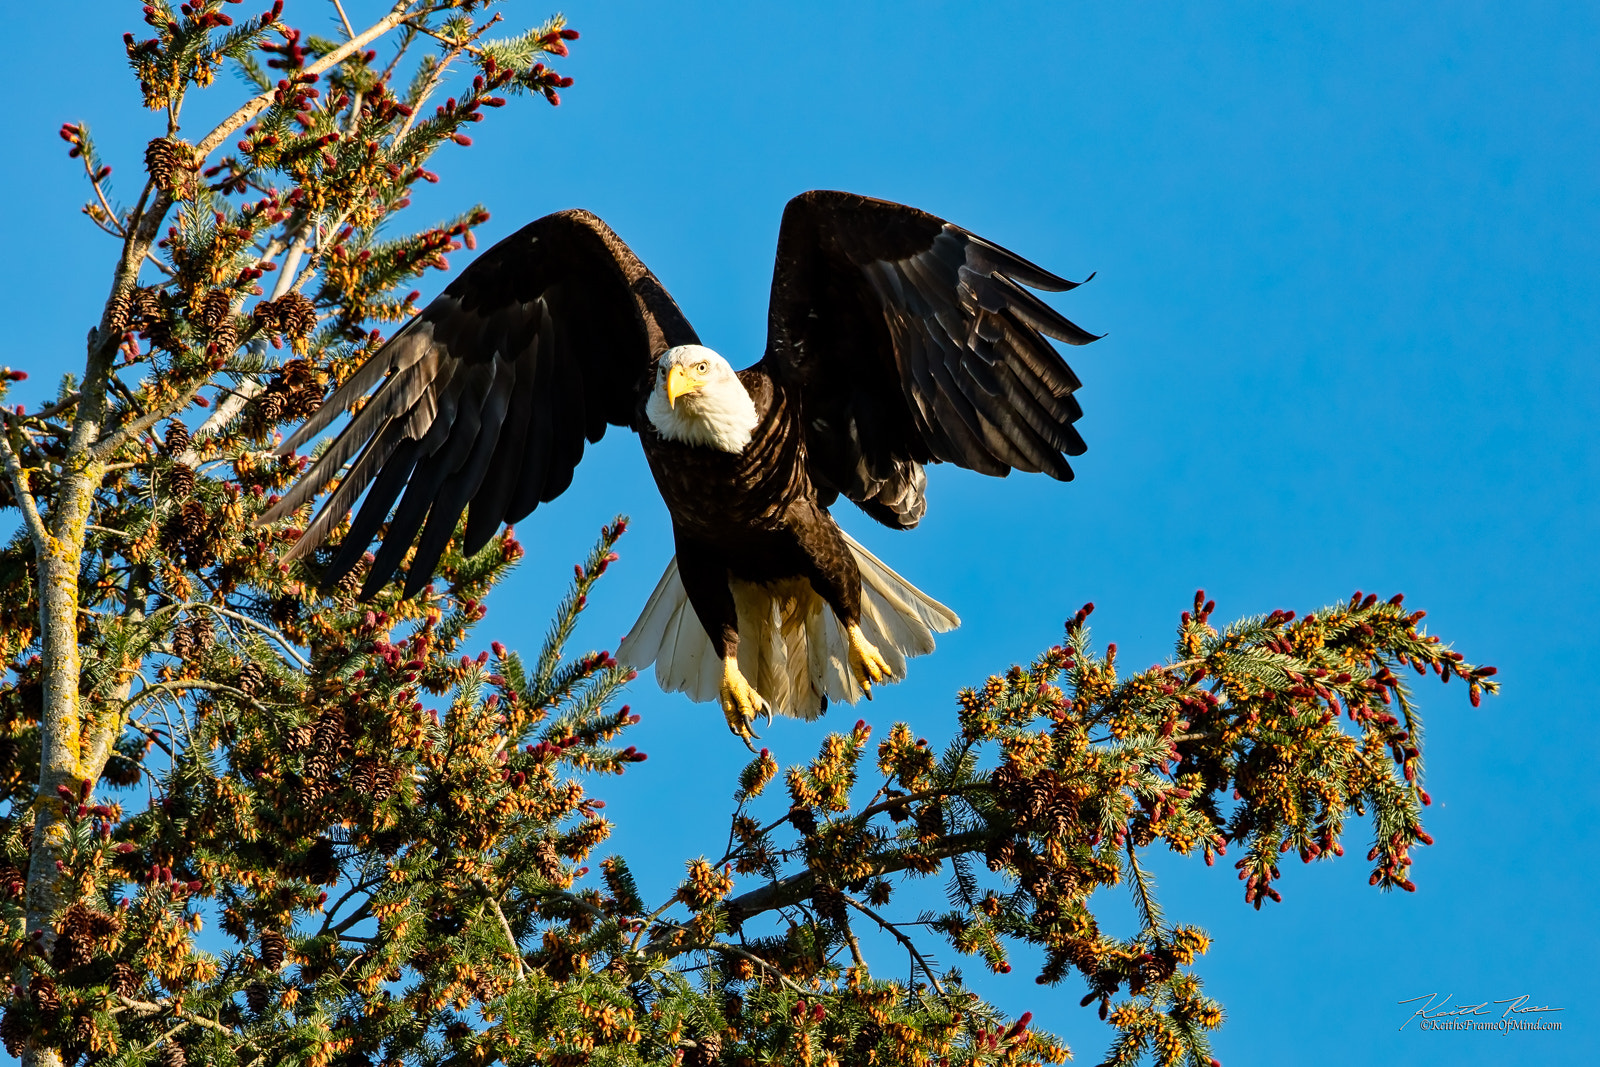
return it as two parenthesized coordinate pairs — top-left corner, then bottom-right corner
(263, 191), (1098, 744)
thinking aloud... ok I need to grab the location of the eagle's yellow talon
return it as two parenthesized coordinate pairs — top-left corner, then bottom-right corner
(720, 657), (768, 751)
(847, 623), (893, 698)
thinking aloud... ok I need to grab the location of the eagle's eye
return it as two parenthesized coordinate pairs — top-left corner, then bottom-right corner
(694, 361), (710, 375)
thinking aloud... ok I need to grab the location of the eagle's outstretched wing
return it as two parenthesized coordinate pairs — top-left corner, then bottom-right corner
(760, 190), (1098, 529)
(261, 209), (698, 597)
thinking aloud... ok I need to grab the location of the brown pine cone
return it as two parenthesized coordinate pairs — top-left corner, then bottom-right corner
(790, 806), (818, 837)
(174, 617), (213, 661)
(312, 708), (347, 756)
(256, 390), (288, 426)
(245, 982), (270, 1012)
(110, 961), (139, 998)
(197, 288), (231, 329)
(0, 860), (22, 900)
(210, 315), (240, 359)
(259, 929), (287, 971)
(913, 800), (943, 842)
(50, 931), (91, 971)
(683, 1032), (723, 1067)
(283, 723), (314, 754)
(163, 421), (191, 455)
(279, 358), (316, 387)
(277, 293), (318, 343)
(303, 837), (339, 885)
(285, 382), (325, 419)
(251, 298), (284, 333)
(131, 287), (164, 327)
(984, 835), (1017, 872)
(238, 662), (265, 697)
(369, 764), (398, 804)
(168, 462), (195, 500)
(106, 289), (134, 335)
(145, 137), (181, 189)
(178, 499), (207, 542)
(811, 884), (847, 926)
(851, 1020), (884, 1058)
(52, 903), (100, 970)
(0, 1003), (27, 1058)
(158, 1039), (187, 1067)
(28, 973), (60, 1015)
(533, 839), (563, 882)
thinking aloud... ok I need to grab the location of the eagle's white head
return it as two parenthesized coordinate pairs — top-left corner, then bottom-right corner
(645, 345), (759, 453)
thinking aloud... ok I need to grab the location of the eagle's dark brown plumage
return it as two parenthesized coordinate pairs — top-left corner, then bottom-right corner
(264, 191), (1098, 744)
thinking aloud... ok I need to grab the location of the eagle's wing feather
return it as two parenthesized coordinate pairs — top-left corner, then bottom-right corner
(261, 209), (698, 595)
(761, 190), (1097, 528)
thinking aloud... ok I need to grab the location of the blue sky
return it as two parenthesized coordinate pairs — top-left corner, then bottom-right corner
(1, 2), (1596, 1063)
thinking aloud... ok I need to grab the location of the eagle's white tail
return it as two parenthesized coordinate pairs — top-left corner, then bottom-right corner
(616, 532), (959, 719)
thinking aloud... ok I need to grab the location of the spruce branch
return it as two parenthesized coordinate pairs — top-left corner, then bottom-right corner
(845, 893), (948, 998)
(0, 416), (49, 550)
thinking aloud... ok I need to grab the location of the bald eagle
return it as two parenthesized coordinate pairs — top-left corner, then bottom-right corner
(264, 191), (1098, 746)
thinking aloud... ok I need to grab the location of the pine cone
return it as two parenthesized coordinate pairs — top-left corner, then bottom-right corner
(163, 422), (191, 456)
(283, 723), (314, 754)
(257, 390), (288, 426)
(197, 289), (231, 329)
(279, 358), (316, 388)
(851, 1020), (884, 1058)
(168, 462), (195, 500)
(0, 1003), (27, 1059)
(131, 287), (164, 328)
(303, 837), (339, 885)
(790, 806), (818, 837)
(1044, 788), (1078, 836)
(238, 662), (265, 697)
(110, 961), (139, 998)
(298, 776), (332, 807)
(811, 883), (847, 926)
(141, 299), (178, 350)
(286, 382), (325, 419)
(251, 299), (284, 333)
(51, 932), (92, 971)
(0, 859), (22, 899)
(277, 294), (318, 343)
(174, 617), (213, 662)
(984, 835), (1016, 872)
(245, 982), (270, 1013)
(159, 1039), (187, 1067)
(533, 839), (563, 882)
(52, 903), (101, 970)
(369, 764), (398, 804)
(210, 316), (240, 359)
(107, 289), (134, 335)
(144, 137), (193, 193)
(913, 800), (943, 842)
(351, 760), (377, 797)
(683, 1032), (723, 1067)
(29, 974), (60, 1015)
(178, 499), (209, 550)
(314, 708), (347, 755)
(259, 929), (287, 971)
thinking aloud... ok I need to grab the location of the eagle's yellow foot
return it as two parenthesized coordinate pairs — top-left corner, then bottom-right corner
(847, 623), (893, 700)
(720, 657), (769, 752)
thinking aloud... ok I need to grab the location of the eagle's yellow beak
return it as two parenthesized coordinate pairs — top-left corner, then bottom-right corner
(666, 364), (698, 408)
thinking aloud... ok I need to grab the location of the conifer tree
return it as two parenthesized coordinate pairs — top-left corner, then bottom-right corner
(0, 4), (1495, 1066)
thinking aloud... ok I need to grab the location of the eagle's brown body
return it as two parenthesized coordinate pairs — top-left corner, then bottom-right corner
(643, 369), (862, 663)
(265, 191), (1098, 740)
